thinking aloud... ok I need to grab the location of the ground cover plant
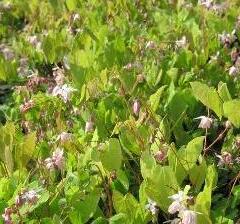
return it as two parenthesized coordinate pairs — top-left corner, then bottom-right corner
(0, 0), (240, 223)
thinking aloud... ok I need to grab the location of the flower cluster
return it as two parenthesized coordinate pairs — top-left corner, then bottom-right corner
(198, 0), (227, 14)
(168, 191), (197, 224)
(45, 148), (64, 170)
(2, 189), (39, 224)
(0, 44), (14, 61)
(218, 30), (237, 48)
(19, 100), (34, 113)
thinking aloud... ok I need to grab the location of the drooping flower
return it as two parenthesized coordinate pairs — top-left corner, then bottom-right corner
(145, 41), (156, 49)
(52, 84), (77, 103)
(19, 100), (34, 113)
(52, 148), (64, 169)
(2, 208), (13, 224)
(194, 116), (213, 129)
(229, 65), (239, 76)
(168, 201), (184, 214)
(216, 152), (233, 167)
(181, 210), (197, 224)
(57, 132), (73, 143)
(175, 36), (187, 49)
(198, 0), (213, 9)
(85, 120), (94, 133)
(53, 67), (65, 86)
(218, 30), (237, 47)
(169, 191), (185, 202)
(154, 150), (167, 163)
(168, 191), (186, 214)
(27, 35), (42, 50)
(133, 100), (140, 116)
(45, 148), (64, 170)
(145, 199), (158, 215)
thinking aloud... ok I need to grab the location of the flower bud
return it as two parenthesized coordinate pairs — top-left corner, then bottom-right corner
(225, 120), (232, 129)
(85, 120), (94, 133)
(133, 100), (140, 116)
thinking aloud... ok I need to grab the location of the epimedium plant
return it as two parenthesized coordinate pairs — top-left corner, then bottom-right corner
(0, 0), (240, 223)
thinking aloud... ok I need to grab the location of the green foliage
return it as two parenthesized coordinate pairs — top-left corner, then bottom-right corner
(0, 0), (240, 223)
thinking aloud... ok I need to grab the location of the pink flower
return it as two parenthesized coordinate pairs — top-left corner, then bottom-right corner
(229, 66), (239, 76)
(216, 152), (233, 167)
(52, 148), (64, 169)
(2, 208), (13, 224)
(57, 132), (73, 143)
(154, 150), (167, 163)
(19, 100), (34, 113)
(145, 199), (158, 215)
(168, 201), (184, 214)
(181, 210), (197, 224)
(133, 100), (140, 116)
(194, 116), (213, 129)
(45, 148), (64, 170)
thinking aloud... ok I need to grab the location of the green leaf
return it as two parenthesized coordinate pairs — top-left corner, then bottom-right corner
(190, 81), (223, 118)
(100, 138), (122, 171)
(168, 137), (204, 184)
(148, 85), (166, 112)
(218, 82), (232, 102)
(140, 151), (156, 180)
(195, 165), (217, 224)
(112, 191), (144, 223)
(69, 189), (101, 224)
(65, 0), (78, 11)
(145, 166), (179, 212)
(109, 213), (128, 224)
(223, 100), (240, 127)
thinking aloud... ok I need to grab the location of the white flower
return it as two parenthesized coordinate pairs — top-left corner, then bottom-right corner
(72, 13), (80, 22)
(218, 30), (237, 47)
(57, 132), (73, 143)
(198, 0), (213, 9)
(181, 210), (197, 224)
(23, 190), (39, 204)
(168, 191), (187, 215)
(1, 47), (14, 60)
(85, 120), (94, 133)
(175, 36), (187, 49)
(229, 66), (238, 76)
(16, 189), (39, 206)
(52, 148), (64, 169)
(52, 84), (77, 103)
(27, 35), (42, 51)
(168, 191), (185, 202)
(145, 199), (158, 215)
(146, 41), (156, 49)
(194, 116), (213, 129)
(168, 201), (184, 214)
(45, 148), (64, 170)
(216, 152), (233, 167)
(53, 67), (65, 86)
